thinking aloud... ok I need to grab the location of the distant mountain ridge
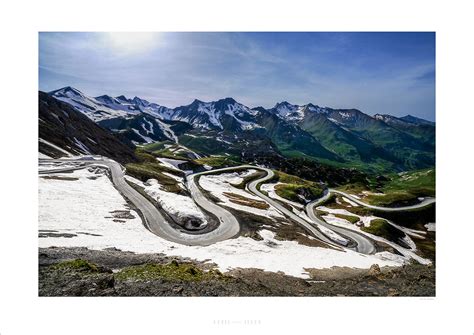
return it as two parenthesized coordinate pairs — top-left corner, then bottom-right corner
(47, 86), (435, 172)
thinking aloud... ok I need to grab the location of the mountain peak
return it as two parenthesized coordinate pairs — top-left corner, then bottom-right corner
(274, 101), (295, 108)
(191, 99), (204, 105)
(116, 95), (129, 102)
(400, 114), (435, 126)
(50, 86), (83, 96)
(132, 96), (150, 106)
(217, 97), (237, 104)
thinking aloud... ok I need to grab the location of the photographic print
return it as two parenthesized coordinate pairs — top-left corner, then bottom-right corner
(38, 32), (435, 297)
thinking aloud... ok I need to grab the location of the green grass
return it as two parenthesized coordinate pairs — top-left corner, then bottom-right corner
(115, 261), (227, 282)
(361, 219), (405, 242)
(272, 171), (324, 204)
(194, 155), (240, 168)
(337, 168), (435, 206)
(366, 169), (435, 206)
(142, 141), (170, 152)
(336, 182), (370, 194)
(125, 149), (184, 192)
(135, 149), (158, 163)
(142, 141), (197, 160)
(53, 259), (98, 273)
(334, 213), (359, 224)
(383, 169), (435, 195)
(125, 163), (182, 192)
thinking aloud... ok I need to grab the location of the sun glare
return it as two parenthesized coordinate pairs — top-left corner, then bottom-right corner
(105, 32), (159, 54)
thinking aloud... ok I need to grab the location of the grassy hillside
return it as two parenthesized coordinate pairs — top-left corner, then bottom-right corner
(337, 168), (435, 206)
(272, 171), (325, 204)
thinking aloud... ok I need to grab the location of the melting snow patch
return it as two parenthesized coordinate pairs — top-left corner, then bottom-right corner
(342, 197), (359, 207)
(156, 157), (186, 171)
(125, 176), (206, 226)
(425, 222), (436, 232)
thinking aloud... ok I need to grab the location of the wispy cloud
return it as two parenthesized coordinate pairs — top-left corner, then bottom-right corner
(39, 32), (435, 120)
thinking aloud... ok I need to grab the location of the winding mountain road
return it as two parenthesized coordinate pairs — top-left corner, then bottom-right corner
(245, 167), (337, 247)
(189, 165), (337, 247)
(39, 158), (240, 246)
(39, 157), (435, 255)
(330, 189), (435, 211)
(305, 199), (376, 254)
(301, 186), (436, 254)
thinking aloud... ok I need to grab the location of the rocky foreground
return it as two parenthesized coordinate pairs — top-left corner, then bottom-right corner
(39, 247), (435, 297)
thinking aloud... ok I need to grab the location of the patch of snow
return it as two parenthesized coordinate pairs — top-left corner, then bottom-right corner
(132, 128), (153, 143)
(162, 172), (184, 184)
(87, 137), (97, 144)
(342, 197), (359, 207)
(156, 157), (186, 171)
(362, 191), (384, 196)
(73, 137), (91, 155)
(134, 177), (207, 227)
(156, 119), (178, 143)
(425, 222), (436, 232)
(142, 120), (154, 134)
(39, 138), (73, 157)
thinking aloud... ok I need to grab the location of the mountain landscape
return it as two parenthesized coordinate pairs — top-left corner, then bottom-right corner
(39, 85), (436, 298)
(48, 86), (435, 173)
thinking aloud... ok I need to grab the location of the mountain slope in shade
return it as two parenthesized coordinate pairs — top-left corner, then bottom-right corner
(98, 114), (191, 145)
(299, 111), (400, 168)
(168, 97), (261, 131)
(39, 91), (137, 164)
(253, 107), (341, 162)
(374, 114), (435, 146)
(318, 108), (435, 170)
(49, 87), (140, 122)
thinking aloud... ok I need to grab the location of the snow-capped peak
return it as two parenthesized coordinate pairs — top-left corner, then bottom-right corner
(50, 86), (86, 99)
(95, 95), (122, 105)
(115, 95), (130, 103)
(272, 101), (305, 121)
(132, 96), (151, 107)
(49, 87), (141, 122)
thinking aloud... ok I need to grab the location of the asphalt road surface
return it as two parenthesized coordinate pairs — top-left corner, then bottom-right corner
(330, 189), (435, 211)
(305, 199), (376, 254)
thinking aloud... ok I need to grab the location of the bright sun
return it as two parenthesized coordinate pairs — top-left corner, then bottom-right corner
(105, 32), (159, 54)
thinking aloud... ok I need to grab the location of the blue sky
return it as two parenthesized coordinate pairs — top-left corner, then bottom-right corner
(39, 32), (435, 121)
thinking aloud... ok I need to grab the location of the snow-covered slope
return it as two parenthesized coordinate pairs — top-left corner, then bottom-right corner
(170, 97), (261, 131)
(50, 87), (174, 122)
(49, 87), (140, 122)
(270, 101), (330, 122)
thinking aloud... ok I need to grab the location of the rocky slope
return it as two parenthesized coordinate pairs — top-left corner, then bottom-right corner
(39, 247), (435, 297)
(39, 91), (137, 163)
